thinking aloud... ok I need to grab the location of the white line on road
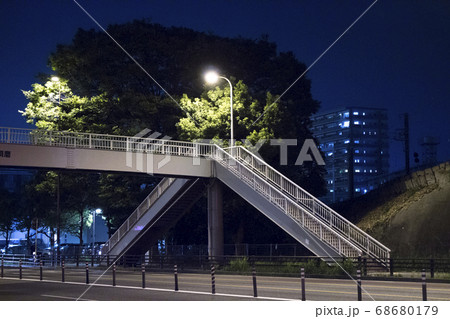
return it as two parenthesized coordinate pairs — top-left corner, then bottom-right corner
(1, 276), (294, 301)
(41, 294), (92, 301)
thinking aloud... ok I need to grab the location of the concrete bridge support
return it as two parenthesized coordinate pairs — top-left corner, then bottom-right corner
(207, 179), (224, 259)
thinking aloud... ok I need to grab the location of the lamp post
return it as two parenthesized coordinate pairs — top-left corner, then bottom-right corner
(51, 76), (61, 105)
(92, 209), (102, 256)
(204, 71), (234, 147)
(51, 76), (61, 263)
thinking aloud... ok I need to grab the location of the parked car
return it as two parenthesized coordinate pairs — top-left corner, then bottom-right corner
(59, 243), (84, 257)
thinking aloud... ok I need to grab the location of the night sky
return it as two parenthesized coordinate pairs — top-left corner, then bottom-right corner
(0, 0), (449, 172)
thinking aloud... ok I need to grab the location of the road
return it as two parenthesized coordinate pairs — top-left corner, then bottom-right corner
(1, 266), (450, 301)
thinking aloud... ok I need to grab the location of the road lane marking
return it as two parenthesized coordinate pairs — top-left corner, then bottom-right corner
(41, 294), (92, 301)
(2, 275), (450, 301)
(0, 277), (292, 301)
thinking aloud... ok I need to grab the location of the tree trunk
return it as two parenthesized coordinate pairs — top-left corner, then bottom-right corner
(26, 226), (32, 255)
(79, 211), (84, 246)
(4, 226), (11, 250)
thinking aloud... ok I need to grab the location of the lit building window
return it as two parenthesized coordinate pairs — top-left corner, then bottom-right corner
(344, 139), (350, 144)
(355, 149), (360, 153)
(354, 140), (360, 144)
(353, 112), (359, 115)
(340, 121), (350, 128)
(355, 169), (360, 173)
(355, 188), (361, 192)
(354, 121), (360, 125)
(328, 152), (333, 156)
(344, 112), (349, 118)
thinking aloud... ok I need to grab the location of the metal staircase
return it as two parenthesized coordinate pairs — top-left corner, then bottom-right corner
(101, 177), (206, 257)
(216, 146), (391, 264)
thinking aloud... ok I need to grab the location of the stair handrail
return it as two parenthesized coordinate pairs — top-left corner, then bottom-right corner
(211, 145), (368, 259)
(101, 177), (176, 255)
(218, 145), (390, 261)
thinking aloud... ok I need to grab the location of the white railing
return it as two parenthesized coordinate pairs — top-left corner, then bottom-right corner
(101, 177), (176, 255)
(1, 127), (390, 261)
(0, 127), (215, 157)
(211, 146), (363, 258)
(225, 146), (391, 261)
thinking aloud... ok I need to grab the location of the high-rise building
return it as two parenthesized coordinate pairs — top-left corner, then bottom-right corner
(310, 107), (389, 203)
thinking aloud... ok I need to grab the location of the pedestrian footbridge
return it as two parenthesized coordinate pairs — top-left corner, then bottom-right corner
(0, 127), (390, 266)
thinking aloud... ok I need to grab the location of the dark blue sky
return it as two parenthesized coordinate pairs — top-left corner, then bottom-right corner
(0, 0), (449, 172)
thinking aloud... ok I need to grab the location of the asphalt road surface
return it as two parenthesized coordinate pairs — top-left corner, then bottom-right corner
(1, 266), (450, 301)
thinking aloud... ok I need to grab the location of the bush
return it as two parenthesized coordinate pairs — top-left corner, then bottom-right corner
(225, 257), (250, 273)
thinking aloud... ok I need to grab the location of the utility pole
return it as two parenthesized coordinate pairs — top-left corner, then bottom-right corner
(404, 113), (410, 175)
(56, 173), (61, 262)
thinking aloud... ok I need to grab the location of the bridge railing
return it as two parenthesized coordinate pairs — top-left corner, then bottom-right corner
(211, 145), (363, 259)
(101, 177), (177, 255)
(224, 145), (391, 262)
(0, 127), (216, 157)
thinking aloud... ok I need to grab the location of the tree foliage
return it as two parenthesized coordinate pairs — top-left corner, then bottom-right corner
(21, 79), (110, 132)
(16, 20), (326, 247)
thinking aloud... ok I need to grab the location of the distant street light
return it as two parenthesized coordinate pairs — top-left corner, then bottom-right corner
(92, 208), (102, 256)
(204, 71), (234, 147)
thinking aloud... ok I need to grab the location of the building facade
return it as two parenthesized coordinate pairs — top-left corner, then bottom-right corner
(310, 107), (389, 203)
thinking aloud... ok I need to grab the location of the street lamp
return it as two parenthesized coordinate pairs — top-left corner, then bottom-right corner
(204, 71), (234, 147)
(51, 76), (61, 105)
(92, 208), (102, 256)
(51, 76), (61, 263)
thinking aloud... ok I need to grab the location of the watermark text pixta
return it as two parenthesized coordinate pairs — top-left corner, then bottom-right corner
(125, 129), (325, 175)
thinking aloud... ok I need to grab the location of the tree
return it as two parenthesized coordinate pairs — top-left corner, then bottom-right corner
(48, 21), (320, 137)
(21, 79), (110, 133)
(20, 20), (325, 247)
